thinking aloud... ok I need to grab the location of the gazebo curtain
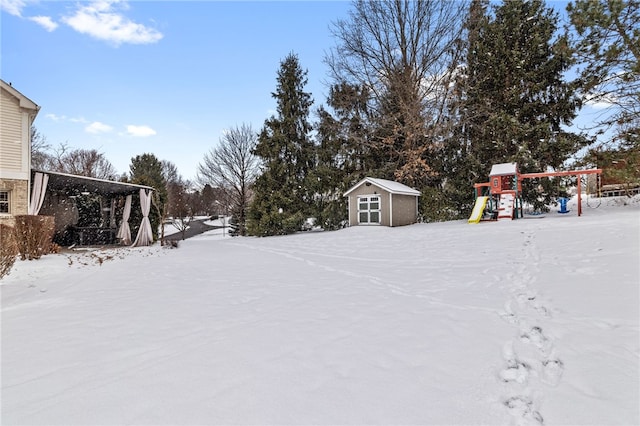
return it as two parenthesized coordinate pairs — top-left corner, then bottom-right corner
(132, 189), (153, 247)
(28, 172), (49, 215)
(116, 194), (132, 245)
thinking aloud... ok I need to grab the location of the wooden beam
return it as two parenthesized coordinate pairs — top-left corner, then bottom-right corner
(519, 169), (602, 179)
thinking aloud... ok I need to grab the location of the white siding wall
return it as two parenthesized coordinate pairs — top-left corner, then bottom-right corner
(0, 82), (38, 224)
(0, 87), (31, 180)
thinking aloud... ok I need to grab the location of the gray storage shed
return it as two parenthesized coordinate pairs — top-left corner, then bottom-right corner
(344, 177), (420, 227)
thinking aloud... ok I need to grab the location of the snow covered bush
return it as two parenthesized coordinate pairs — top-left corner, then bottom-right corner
(13, 215), (55, 260)
(0, 224), (17, 279)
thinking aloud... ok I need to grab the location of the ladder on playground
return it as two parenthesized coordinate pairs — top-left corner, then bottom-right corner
(497, 193), (515, 220)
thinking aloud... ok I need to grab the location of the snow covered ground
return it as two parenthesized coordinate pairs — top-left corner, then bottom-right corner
(1, 196), (638, 425)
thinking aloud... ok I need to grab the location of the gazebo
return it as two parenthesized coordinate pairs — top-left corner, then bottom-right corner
(31, 170), (154, 247)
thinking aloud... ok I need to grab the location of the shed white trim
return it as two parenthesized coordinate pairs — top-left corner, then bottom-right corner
(344, 177), (421, 197)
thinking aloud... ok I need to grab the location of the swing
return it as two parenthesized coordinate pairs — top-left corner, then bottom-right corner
(555, 175), (571, 213)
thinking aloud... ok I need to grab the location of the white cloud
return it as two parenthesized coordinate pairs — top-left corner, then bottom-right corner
(28, 15), (58, 32)
(61, 0), (163, 46)
(1, 0), (57, 32)
(0, 0), (27, 17)
(126, 125), (156, 137)
(86, 121), (113, 134)
(45, 113), (67, 121)
(585, 93), (618, 109)
(46, 113), (88, 124)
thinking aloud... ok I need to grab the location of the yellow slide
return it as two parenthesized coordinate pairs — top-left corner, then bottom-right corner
(468, 196), (489, 224)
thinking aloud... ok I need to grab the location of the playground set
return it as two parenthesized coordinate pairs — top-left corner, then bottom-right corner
(468, 163), (602, 223)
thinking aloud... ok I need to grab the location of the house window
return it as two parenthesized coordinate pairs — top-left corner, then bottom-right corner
(0, 191), (9, 214)
(357, 195), (381, 224)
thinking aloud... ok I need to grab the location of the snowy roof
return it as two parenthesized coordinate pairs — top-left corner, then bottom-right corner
(35, 169), (154, 196)
(489, 163), (518, 176)
(344, 177), (421, 197)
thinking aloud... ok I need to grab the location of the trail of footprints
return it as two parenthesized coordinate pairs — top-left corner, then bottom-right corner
(498, 231), (564, 425)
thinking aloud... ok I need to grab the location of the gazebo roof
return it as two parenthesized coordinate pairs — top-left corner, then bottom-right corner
(34, 170), (154, 196)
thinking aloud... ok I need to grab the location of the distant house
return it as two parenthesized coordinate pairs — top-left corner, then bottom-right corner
(344, 177), (420, 227)
(0, 79), (40, 227)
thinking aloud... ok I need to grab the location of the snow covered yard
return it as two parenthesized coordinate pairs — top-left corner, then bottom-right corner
(1, 197), (638, 425)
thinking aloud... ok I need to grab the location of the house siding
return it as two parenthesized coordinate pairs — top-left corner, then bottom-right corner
(391, 193), (418, 226)
(0, 89), (25, 175)
(0, 81), (39, 226)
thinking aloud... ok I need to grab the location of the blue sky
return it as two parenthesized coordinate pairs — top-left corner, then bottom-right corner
(1, 0), (352, 180)
(2, 0), (605, 182)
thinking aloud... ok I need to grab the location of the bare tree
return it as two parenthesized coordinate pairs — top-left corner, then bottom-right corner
(168, 184), (194, 241)
(197, 123), (260, 236)
(30, 126), (53, 170)
(162, 160), (195, 240)
(327, 0), (465, 103)
(47, 144), (118, 179)
(325, 0), (466, 185)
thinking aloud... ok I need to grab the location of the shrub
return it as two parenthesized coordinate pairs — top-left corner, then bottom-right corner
(0, 224), (17, 279)
(13, 215), (55, 260)
(419, 187), (463, 223)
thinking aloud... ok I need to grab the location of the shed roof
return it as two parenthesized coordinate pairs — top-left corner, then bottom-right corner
(344, 177), (421, 197)
(489, 163), (518, 176)
(35, 170), (154, 196)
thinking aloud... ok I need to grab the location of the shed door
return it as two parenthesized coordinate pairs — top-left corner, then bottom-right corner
(357, 195), (381, 224)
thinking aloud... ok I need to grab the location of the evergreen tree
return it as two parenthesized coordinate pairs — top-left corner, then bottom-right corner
(311, 82), (375, 230)
(458, 0), (588, 210)
(432, 0), (490, 220)
(567, 0), (639, 140)
(129, 153), (167, 241)
(247, 53), (315, 236)
(568, 0), (639, 185)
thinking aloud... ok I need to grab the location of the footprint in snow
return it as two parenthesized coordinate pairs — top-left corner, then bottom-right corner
(520, 326), (552, 356)
(504, 396), (544, 425)
(499, 300), (519, 325)
(500, 359), (530, 384)
(501, 341), (529, 384)
(541, 358), (564, 387)
(517, 292), (552, 317)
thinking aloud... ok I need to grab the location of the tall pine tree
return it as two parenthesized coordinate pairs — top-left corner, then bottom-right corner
(432, 0), (490, 220)
(568, 0), (640, 190)
(311, 82), (376, 230)
(458, 0), (588, 210)
(247, 53), (315, 236)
